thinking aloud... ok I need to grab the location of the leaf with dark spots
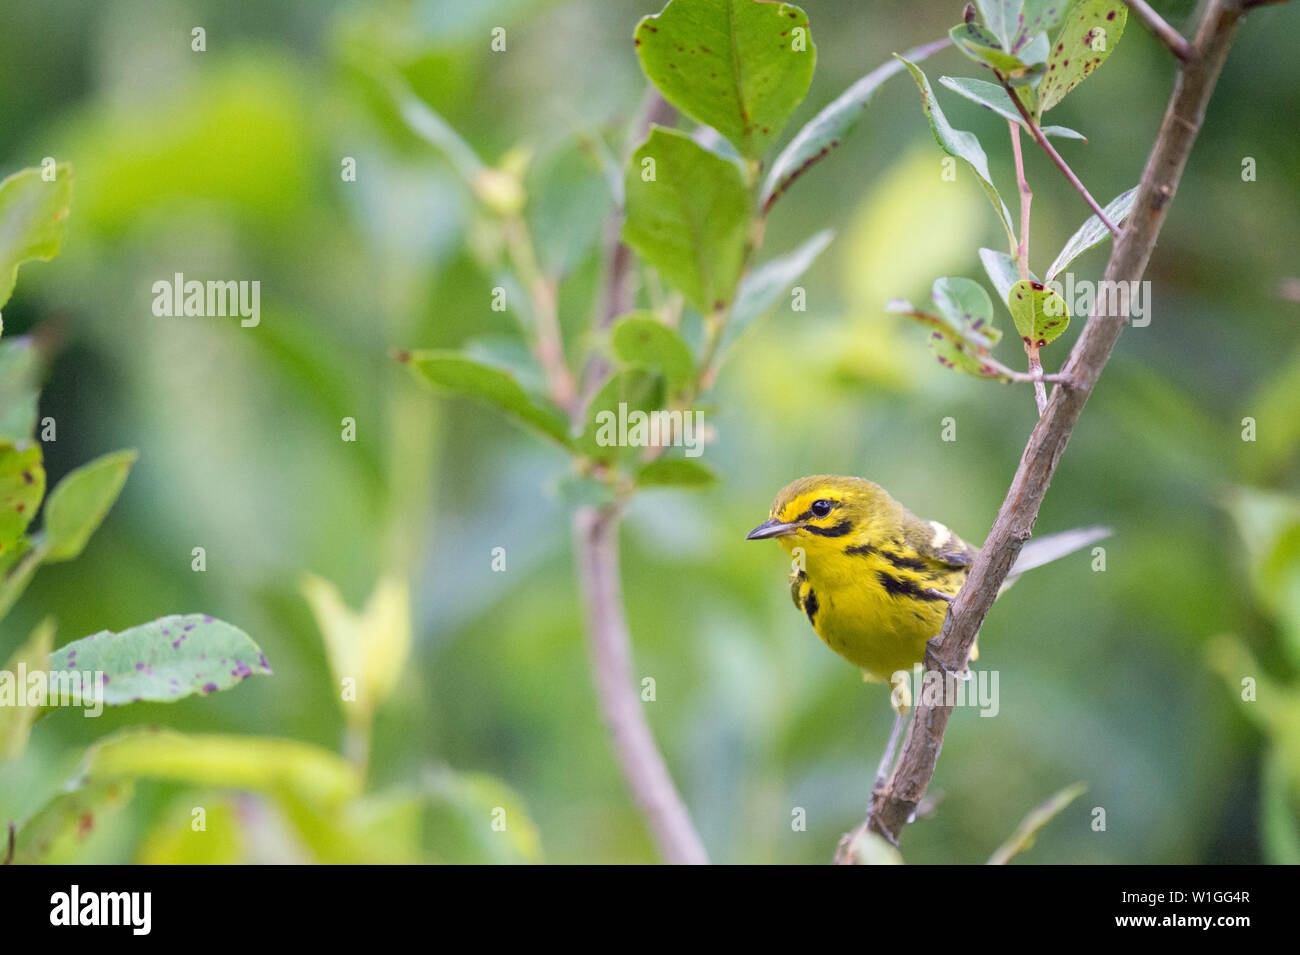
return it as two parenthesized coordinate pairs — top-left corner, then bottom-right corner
(49, 615), (271, 707)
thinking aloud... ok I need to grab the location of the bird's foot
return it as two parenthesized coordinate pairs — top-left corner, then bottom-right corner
(923, 636), (953, 675)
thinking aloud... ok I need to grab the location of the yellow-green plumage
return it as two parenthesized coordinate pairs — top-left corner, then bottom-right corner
(747, 475), (1108, 684)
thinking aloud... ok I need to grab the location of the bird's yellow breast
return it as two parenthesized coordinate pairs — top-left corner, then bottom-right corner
(790, 544), (965, 682)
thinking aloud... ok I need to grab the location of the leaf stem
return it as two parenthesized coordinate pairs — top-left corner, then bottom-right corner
(1123, 0), (1197, 62)
(1001, 79), (1121, 238)
(503, 216), (576, 414)
(1008, 122), (1032, 283)
(1025, 346), (1049, 414)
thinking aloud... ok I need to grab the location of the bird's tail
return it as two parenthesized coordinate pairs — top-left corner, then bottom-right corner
(1002, 526), (1113, 588)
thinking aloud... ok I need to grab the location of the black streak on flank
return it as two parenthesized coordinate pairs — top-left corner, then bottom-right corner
(804, 587), (820, 625)
(876, 571), (946, 602)
(804, 520), (853, 538)
(845, 543), (876, 557)
(883, 551), (928, 572)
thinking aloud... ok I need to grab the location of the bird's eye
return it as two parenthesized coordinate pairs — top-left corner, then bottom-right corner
(811, 499), (834, 518)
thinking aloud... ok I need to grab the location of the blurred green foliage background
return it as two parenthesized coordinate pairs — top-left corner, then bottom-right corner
(1, 0), (1298, 863)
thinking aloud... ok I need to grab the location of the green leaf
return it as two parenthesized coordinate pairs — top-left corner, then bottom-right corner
(949, 22), (1044, 80)
(897, 57), (1015, 250)
(1008, 278), (1071, 346)
(1037, 0), (1127, 117)
(0, 338), (40, 442)
(611, 313), (696, 397)
(0, 545), (39, 621)
(82, 728), (361, 807)
(1018, 0), (1072, 46)
(938, 76), (1085, 140)
(929, 331), (1011, 380)
(931, 277), (1002, 347)
(622, 126), (749, 315)
(762, 38), (947, 209)
(40, 449), (136, 562)
(886, 293), (1011, 381)
(0, 618), (54, 762)
(527, 138), (612, 276)
(1045, 186), (1137, 282)
(580, 368), (667, 463)
(887, 298), (990, 350)
(423, 769), (544, 864)
(0, 165), (73, 312)
(634, 0), (816, 159)
(1224, 487), (1300, 661)
(48, 614), (271, 706)
(0, 441), (43, 557)
(636, 457), (719, 488)
(10, 777), (133, 865)
(404, 350), (572, 448)
(387, 75), (484, 183)
(974, 0), (1023, 50)
(988, 782), (1086, 864)
(1262, 747), (1300, 864)
(719, 229), (833, 355)
(979, 246), (1035, 305)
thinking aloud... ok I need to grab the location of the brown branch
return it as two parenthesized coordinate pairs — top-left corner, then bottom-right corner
(1001, 77), (1121, 237)
(1124, 0), (1197, 62)
(574, 505), (709, 864)
(838, 0), (1267, 860)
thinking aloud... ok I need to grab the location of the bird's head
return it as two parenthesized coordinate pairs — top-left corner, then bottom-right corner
(745, 475), (894, 556)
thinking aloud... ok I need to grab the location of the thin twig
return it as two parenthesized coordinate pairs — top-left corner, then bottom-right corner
(1124, 0), (1197, 61)
(873, 711), (907, 796)
(1025, 347), (1049, 414)
(838, 0), (1268, 859)
(1008, 121), (1047, 415)
(1001, 79), (1121, 238)
(980, 353), (1072, 386)
(503, 218), (576, 414)
(573, 505), (710, 865)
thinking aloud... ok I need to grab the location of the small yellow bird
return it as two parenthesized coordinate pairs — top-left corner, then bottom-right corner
(746, 475), (1110, 685)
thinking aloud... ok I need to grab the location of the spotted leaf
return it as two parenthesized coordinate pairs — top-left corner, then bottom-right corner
(1008, 279), (1071, 346)
(1037, 0), (1127, 116)
(635, 0), (817, 159)
(48, 614), (271, 707)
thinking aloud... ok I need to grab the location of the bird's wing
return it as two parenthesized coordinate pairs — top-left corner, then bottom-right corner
(904, 517), (978, 570)
(1006, 526), (1113, 581)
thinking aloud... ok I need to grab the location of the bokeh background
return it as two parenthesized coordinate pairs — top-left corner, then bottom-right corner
(1, 0), (1298, 863)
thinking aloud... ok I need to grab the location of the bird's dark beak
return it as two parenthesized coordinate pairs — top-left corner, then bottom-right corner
(745, 518), (800, 541)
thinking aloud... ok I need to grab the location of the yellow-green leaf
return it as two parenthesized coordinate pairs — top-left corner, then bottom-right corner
(0, 618), (54, 762)
(41, 449), (136, 563)
(897, 57), (1015, 251)
(82, 729), (362, 807)
(403, 351), (572, 448)
(622, 127), (749, 315)
(1008, 279), (1071, 346)
(0, 441), (43, 558)
(0, 165), (73, 311)
(611, 313), (696, 397)
(635, 0), (816, 159)
(1037, 0), (1127, 116)
(301, 573), (412, 724)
